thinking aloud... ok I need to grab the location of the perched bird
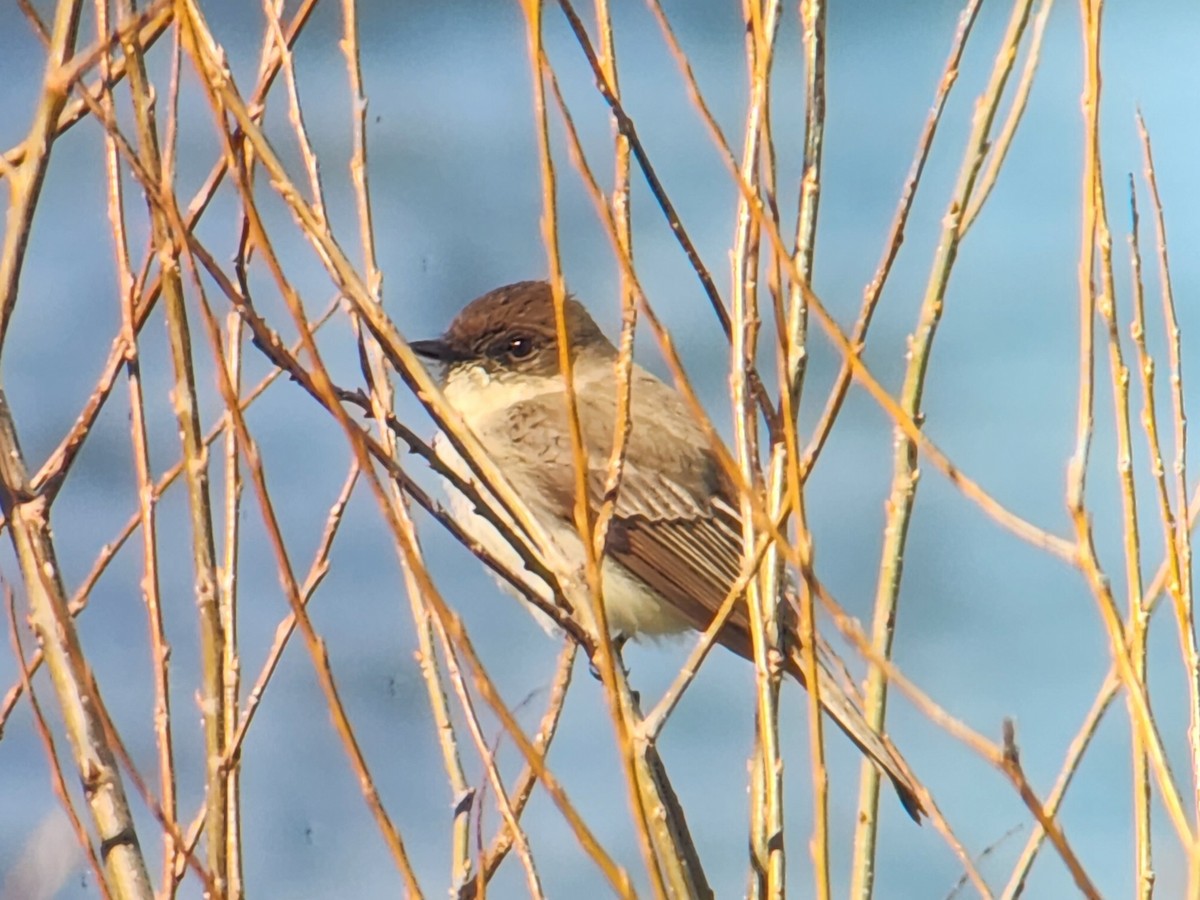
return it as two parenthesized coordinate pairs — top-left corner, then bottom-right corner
(412, 280), (923, 821)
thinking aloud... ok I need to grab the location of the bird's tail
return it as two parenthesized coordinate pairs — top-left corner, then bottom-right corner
(787, 644), (925, 823)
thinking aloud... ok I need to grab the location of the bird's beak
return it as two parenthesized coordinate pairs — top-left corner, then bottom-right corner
(410, 338), (466, 362)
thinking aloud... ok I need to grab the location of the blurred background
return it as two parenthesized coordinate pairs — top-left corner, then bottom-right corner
(1, 1), (1199, 897)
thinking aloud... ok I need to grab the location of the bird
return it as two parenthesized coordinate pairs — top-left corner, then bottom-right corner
(411, 280), (923, 821)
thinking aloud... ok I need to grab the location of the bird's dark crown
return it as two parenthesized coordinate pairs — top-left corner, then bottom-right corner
(412, 281), (611, 375)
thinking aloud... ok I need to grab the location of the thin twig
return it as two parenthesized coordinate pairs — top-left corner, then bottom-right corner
(857, 0), (1037, 887)
(1000, 723), (1101, 898)
(1136, 112), (1200, 843)
(1070, 0), (1192, 850)
(729, 3), (788, 896)
(6, 588), (112, 899)
(97, 0), (178, 888)
(462, 642), (577, 899)
(115, 0), (229, 884)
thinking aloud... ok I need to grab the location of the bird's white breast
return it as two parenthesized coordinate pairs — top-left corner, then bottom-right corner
(440, 363), (551, 431)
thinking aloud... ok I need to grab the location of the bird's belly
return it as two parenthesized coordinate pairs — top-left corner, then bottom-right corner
(434, 434), (689, 640)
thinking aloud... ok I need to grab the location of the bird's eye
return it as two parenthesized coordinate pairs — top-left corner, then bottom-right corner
(486, 333), (536, 361)
(508, 335), (534, 358)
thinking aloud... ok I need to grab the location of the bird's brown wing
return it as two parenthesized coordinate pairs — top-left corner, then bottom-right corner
(602, 467), (747, 634)
(493, 387), (924, 820)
